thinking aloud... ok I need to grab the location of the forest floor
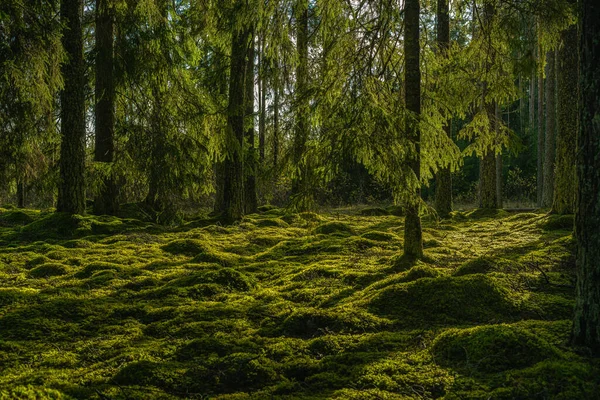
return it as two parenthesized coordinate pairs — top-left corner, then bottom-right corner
(0, 205), (598, 399)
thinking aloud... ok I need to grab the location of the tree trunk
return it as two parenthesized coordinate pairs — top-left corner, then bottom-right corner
(93, 0), (118, 215)
(403, 0), (423, 259)
(16, 176), (25, 209)
(572, 0), (600, 355)
(273, 64), (280, 169)
(478, 2), (497, 210)
(434, 0), (452, 218)
(537, 29), (545, 207)
(291, 0), (309, 200)
(57, 0), (86, 214)
(259, 34), (266, 162)
(553, 19), (577, 214)
(223, 26), (251, 223)
(496, 105), (503, 208)
(244, 32), (258, 214)
(542, 50), (556, 208)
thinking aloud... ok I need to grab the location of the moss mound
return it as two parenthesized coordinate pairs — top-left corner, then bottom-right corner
(385, 205), (404, 216)
(168, 267), (256, 292)
(75, 262), (123, 278)
(29, 263), (70, 278)
(0, 210), (34, 227)
(315, 222), (355, 235)
(361, 231), (398, 242)
(541, 214), (574, 231)
(454, 257), (496, 276)
(254, 218), (288, 228)
(19, 213), (85, 239)
(281, 307), (387, 337)
(359, 207), (390, 216)
(368, 275), (521, 325)
(401, 264), (441, 282)
(161, 238), (207, 256)
(0, 386), (71, 399)
(431, 324), (559, 373)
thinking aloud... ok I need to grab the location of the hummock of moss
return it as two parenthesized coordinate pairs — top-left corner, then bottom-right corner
(0, 210), (35, 226)
(432, 324), (560, 373)
(358, 207), (390, 216)
(0, 206), (595, 399)
(541, 214), (574, 231)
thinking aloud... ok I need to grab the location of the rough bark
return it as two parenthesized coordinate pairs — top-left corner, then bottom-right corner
(542, 50), (556, 208)
(403, 0), (423, 259)
(496, 105), (503, 208)
(537, 31), (545, 207)
(572, 0), (600, 355)
(223, 26), (251, 223)
(57, 0), (86, 215)
(93, 0), (118, 215)
(478, 2), (497, 210)
(259, 34), (266, 162)
(434, 0), (452, 218)
(273, 67), (280, 169)
(553, 20), (577, 215)
(16, 176), (25, 208)
(244, 33), (258, 214)
(291, 0), (309, 199)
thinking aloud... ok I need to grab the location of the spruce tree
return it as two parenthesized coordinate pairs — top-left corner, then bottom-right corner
(57, 0), (86, 214)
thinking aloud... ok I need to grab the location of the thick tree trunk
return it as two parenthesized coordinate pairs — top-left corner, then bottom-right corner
(93, 0), (118, 215)
(434, 0), (452, 218)
(403, 0), (423, 259)
(244, 33), (258, 214)
(537, 32), (545, 207)
(291, 0), (309, 200)
(57, 0), (86, 214)
(572, 0), (600, 355)
(553, 20), (577, 215)
(223, 27), (251, 222)
(542, 50), (556, 208)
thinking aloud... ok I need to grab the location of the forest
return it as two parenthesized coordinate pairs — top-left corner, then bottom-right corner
(0, 0), (599, 398)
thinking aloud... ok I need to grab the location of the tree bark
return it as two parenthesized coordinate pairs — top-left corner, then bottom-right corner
(93, 0), (118, 215)
(537, 29), (545, 207)
(223, 26), (251, 222)
(273, 62), (280, 169)
(259, 33), (266, 162)
(572, 0), (600, 355)
(553, 19), (577, 214)
(542, 49), (556, 208)
(403, 0), (423, 259)
(434, 0), (452, 218)
(244, 32), (258, 214)
(291, 0), (309, 200)
(496, 105), (503, 208)
(57, 0), (86, 214)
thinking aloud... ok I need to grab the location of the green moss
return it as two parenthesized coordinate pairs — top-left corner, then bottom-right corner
(314, 222), (355, 235)
(75, 261), (124, 278)
(385, 205), (404, 216)
(0, 386), (72, 399)
(454, 257), (496, 276)
(281, 307), (388, 337)
(368, 275), (522, 325)
(29, 263), (70, 278)
(361, 231), (398, 242)
(432, 324), (560, 373)
(19, 212), (86, 239)
(401, 264), (441, 282)
(254, 218), (288, 228)
(541, 214), (574, 231)
(161, 238), (207, 256)
(359, 207), (390, 216)
(0, 210), (34, 226)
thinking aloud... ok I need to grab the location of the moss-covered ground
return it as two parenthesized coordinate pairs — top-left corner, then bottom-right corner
(0, 205), (597, 399)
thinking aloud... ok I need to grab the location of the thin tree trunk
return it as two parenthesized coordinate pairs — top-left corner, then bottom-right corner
(496, 104), (503, 208)
(434, 0), (452, 218)
(244, 32), (258, 214)
(273, 66), (280, 169)
(542, 49), (556, 208)
(292, 0), (309, 201)
(572, 0), (600, 354)
(16, 176), (25, 208)
(537, 28), (545, 207)
(553, 19), (577, 214)
(93, 0), (118, 215)
(259, 33), (266, 162)
(57, 0), (86, 214)
(403, 0), (423, 259)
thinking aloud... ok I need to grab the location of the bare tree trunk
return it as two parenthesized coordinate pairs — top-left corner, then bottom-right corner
(57, 0), (86, 214)
(244, 32), (258, 214)
(572, 0), (600, 355)
(403, 0), (423, 259)
(542, 49), (556, 208)
(434, 0), (452, 218)
(537, 27), (545, 207)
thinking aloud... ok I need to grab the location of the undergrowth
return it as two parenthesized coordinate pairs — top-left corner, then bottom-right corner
(0, 206), (596, 399)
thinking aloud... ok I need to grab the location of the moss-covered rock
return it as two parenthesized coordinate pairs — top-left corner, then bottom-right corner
(281, 307), (388, 337)
(431, 324), (560, 373)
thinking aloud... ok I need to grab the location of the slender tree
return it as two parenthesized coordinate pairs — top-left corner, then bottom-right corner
(553, 10), (577, 215)
(57, 0), (86, 214)
(94, 0), (118, 215)
(542, 49), (556, 208)
(434, 0), (452, 218)
(572, 0), (600, 355)
(536, 27), (545, 207)
(403, 0), (423, 259)
(244, 31), (258, 214)
(291, 0), (309, 202)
